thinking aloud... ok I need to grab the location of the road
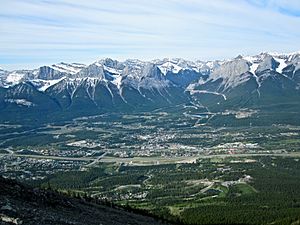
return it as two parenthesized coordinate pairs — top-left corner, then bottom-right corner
(85, 152), (109, 167)
(1, 152), (300, 164)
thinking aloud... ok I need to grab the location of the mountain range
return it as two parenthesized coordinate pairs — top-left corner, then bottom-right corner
(1, 52), (300, 124)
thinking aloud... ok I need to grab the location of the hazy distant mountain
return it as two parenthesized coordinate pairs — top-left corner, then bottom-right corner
(0, 52), (299, 123)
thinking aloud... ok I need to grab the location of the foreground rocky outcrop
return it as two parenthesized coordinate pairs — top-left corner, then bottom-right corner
(0, 177), (166, 225)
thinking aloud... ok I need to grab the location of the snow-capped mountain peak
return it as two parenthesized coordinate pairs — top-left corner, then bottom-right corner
(157, 59), (183, 75)
(1, 51), (299, 96)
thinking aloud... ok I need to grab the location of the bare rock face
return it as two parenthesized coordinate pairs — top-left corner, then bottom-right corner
(212, 59), (250, 80)
(210, 58), (251, 90)
(256, 55), (279, 75)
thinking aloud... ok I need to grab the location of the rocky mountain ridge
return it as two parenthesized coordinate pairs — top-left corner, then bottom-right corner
(0, 52), (299, 124)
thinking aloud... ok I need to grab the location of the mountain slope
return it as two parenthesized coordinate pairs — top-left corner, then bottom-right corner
(0, 177), (166, 225)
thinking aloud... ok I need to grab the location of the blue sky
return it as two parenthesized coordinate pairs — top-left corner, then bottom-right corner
(1, 0), (300, 70)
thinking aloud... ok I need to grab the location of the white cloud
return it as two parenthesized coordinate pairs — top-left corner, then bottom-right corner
(0, 0), (300, 70)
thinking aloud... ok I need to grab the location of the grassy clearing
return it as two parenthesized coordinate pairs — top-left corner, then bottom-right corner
(234, 183), (257, 195)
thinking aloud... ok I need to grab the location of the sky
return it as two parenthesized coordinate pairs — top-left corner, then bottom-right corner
(1, 0), (300, 70)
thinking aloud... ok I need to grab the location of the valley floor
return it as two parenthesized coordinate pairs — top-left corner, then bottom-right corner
(0, 111), (300, 224)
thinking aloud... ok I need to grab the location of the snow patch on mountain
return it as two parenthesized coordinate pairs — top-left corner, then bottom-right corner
(158, 61), (183, 75)
(249, 63), (259, 75)
(187, 89), (227, 100)
(274, 57), (287, 74)
(111, 75), (122, 89)
(6, 72), (25, 85)
(5, 98), (35, 107)
(243, 56), (259, 75)
(31, 77), (67, 92)
(50, 63), (86, 75)
(103, 65), (122, 75)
